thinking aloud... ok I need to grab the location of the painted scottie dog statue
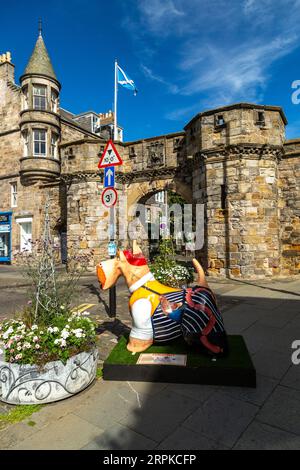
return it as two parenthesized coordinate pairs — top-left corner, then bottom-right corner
(96, 242), (227, 356)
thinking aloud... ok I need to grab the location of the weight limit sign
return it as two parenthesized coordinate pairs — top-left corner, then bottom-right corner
(101, 187), (118, 208)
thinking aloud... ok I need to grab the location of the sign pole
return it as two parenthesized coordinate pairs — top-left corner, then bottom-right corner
(109, 206), (116, 318)
(98, 137), (123, 319)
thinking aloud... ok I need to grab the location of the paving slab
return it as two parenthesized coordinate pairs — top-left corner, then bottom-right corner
(157, 426), (228, 450)
(10, 413), (103, 450)
(120, 388), (200, 443)
(81, 423), (156, 450)
(222, 304), (263, 334)
(219, 374), (277, 406)
(258, 306), (299, 329)
(165, 383), (219, 403)
(280, 365), (300, 392)
(242, 323), (286, 354)
(182, 392), (258, 448)
(234, 420), (300, 450)
(257, 386), (300, 435)
(74, 381), (150, 430)
(251, 349), (291, 380)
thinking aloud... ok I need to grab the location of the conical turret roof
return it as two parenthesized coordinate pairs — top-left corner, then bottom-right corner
(23, 34), (58, 81)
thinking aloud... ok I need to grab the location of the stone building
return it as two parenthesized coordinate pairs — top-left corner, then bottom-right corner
(0, 32), (299, 279)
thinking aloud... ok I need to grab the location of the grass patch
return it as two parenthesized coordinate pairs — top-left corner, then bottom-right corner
(105, 335), (253, 369)
(0, 404), (43, 429)
(96, 367), (103, 379)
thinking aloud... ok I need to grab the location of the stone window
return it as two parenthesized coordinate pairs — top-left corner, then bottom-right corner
(51, 133), (59, 159)
(51, 88), (58, 113)
(155, 191), (165, 203)
(255, 110), (265, 126)
(33, 85), (47, 110)
(22, 86), (29, 110)
(33, 129), (47, 156)
(215, 114), (226, 128)
(173, 137), (182, 150)
(10, 182), (17, 208)
(221, 184), (227, 210)
(129, 146), (136, 158)
(22, 130), (29, 157)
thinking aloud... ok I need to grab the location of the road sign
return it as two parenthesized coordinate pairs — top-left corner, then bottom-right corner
(98, 139), (123, 168)
(108, 241), (117, 257)
(104, 166), (115, 188)
(101, 187), (118, 208)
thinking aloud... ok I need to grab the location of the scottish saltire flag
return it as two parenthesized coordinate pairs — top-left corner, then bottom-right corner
(117, 64), (138, 95)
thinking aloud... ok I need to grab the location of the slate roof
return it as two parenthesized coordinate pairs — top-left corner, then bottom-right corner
(23, 34), (58, 81)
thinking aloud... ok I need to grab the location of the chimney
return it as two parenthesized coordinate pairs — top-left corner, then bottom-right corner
(0, 52), (15, 83)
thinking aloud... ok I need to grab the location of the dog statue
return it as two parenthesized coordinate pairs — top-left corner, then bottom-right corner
(96, 242), (227, 355)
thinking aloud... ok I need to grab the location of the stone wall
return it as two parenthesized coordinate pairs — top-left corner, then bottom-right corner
(188, 104), (286, 279)
(279, 140), (300, 275)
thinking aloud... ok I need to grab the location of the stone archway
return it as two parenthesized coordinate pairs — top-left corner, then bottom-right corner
(124, 176), (193, 259)
(126, 177), (192, 208)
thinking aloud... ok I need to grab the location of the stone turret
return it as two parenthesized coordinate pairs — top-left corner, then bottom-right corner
(19, 32), (61, 184)
(187, 103), (287, 279)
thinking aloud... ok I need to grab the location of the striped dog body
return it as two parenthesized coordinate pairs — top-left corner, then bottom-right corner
(130, 282), (227, 356)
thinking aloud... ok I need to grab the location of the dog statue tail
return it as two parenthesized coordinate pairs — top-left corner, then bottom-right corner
(192, 258), (208, 288)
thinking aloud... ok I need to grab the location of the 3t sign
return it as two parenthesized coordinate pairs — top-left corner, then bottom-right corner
(101, 187), (118, 208)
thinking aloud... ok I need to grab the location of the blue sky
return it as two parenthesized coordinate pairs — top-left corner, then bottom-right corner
(1, 0), (300, 141)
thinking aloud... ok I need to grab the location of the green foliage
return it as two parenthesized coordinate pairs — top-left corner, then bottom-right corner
(0, 405), (42, 429)
(96, 367), (103, 379)
(150, 239), (194, 288)
(0, 311), (97, 367)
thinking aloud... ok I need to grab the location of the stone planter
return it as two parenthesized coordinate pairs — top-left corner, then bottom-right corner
(0, 348), (98, 405)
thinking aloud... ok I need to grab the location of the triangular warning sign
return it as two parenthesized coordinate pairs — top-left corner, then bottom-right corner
(98, 140), (123, 168)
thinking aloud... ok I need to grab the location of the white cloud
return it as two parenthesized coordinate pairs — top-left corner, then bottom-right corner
(141, 64), (179, 94)
(137, 0), (185, 34)
(123, 0), (300, 120)
(180, 34), (297, 99)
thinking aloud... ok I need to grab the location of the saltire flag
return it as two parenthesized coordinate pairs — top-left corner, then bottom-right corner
(117, 64), (138, 95)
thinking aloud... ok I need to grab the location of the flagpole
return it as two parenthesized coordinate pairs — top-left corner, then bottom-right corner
(114, 59), (118, 141)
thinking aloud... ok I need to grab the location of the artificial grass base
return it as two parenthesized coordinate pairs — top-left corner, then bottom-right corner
(103, 335), (256, 388)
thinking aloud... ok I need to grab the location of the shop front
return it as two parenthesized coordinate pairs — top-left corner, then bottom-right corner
(0, 212), (12, 263)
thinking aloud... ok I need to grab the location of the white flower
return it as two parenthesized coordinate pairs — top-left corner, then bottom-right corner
(31, 325), (38, 331)
(23, 342), (31, 350)
(33, 336), (39, 342)
(47, 327), (54, 333)
(17, 346), (22, 351)
(61, 329), (70, 340)
(35, 344), (40, 350)
(60, 305), (65, 310)
(82, 311), (90, 316)
(15, 353), (22, 360)
(53, 327), (59, 333)
(3, 327), (13, 339)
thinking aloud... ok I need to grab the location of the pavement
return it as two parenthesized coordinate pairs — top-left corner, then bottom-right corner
(0, 266), (300, 450)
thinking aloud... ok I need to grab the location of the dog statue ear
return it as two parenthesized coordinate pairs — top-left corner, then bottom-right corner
(132, 240), (143, 255)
